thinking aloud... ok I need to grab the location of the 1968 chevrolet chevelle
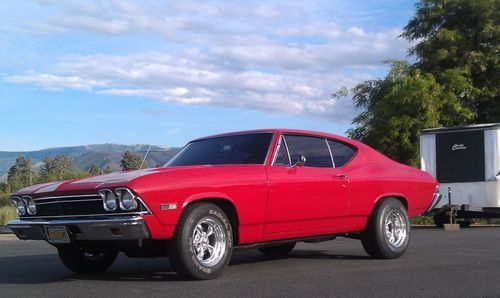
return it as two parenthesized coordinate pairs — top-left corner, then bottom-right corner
(8, 129), (441, 279)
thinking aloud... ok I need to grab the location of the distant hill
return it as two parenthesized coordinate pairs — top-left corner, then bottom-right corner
(0, 144), (182, 180)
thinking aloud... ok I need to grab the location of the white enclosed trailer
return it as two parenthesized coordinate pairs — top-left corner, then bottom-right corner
(420, 123), (500, 226)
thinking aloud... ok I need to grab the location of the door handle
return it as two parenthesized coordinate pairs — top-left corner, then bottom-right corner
(334, 173), (347, 179)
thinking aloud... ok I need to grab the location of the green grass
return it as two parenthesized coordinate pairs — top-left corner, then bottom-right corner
(411, 216), (434, 225)
(0, 193), (13, 207)
(0, 193), (16, 225)
(0, 205), (16, 225)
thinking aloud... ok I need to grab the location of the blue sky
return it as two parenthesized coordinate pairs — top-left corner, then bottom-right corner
(0, 0), (416, 151)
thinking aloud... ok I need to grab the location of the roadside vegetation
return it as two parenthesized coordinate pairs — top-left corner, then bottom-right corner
(0, 194), (15, 225)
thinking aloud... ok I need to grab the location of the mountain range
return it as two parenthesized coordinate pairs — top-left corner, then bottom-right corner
(0, 144), (182, 181)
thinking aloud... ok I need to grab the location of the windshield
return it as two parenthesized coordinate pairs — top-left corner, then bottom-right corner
(166, 133), (273, 166)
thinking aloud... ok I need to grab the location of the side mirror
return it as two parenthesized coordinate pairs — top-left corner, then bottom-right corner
(292, 154), (306, 168)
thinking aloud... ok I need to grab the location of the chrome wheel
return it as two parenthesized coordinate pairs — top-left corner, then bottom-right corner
(192, 217), (226, 267)
(384, 209), (408, 248)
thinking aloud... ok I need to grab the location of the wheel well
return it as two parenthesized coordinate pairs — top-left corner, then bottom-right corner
(375, 196), (408, 211)
(184, 198), (240, 245)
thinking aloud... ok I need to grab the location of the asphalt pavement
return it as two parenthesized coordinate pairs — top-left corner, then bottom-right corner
(0, 227), (499, 297)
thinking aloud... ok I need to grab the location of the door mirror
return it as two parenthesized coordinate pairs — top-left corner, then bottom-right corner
(292, 154), (306, 168)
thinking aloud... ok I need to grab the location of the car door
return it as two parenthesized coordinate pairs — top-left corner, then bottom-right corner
(264, 134), (350, 235)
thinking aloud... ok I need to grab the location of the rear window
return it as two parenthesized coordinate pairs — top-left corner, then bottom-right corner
(327, 140), (356, 167)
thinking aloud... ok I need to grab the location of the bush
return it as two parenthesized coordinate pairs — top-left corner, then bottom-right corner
(0, 194), (13, 207)
(0, 205), (16, 225)
(411, 216), (434, 225)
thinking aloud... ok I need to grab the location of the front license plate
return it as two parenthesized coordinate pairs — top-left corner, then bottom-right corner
(45, 226), (70, 244)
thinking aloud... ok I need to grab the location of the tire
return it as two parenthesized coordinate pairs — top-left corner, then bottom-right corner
(433, 213), (447, 228)
(259, 243), (296, 256)
(57, 245), (118, 274)
(458, 220), (471, 228)
(361, 198), (410, 259)
(168, 203), (233, 280)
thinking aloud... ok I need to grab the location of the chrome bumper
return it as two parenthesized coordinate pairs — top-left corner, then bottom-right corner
(7, 216), (150, 242)
(423, 191), (443, 215)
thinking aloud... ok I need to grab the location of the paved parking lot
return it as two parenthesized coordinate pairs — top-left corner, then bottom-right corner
(1, 227), (499, 297)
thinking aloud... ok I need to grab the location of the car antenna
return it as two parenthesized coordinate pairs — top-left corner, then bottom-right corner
(140, 145), (152, 170)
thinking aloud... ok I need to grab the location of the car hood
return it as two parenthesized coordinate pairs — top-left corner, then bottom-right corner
(14, 168), (161, 196)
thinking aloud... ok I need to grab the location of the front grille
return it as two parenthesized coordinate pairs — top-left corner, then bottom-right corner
(20, 194), (150, 219)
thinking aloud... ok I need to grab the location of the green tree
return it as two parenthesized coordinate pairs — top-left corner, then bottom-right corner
(37, 155), (87, 183)
(347, 0), (498, 166)
(402, 0), (499, 122)
(347, 61), (474, 166)
(88, 163), (100, 176)
(7, 156), (34, 192)
(103, 166), (113, 174)
(120, 151), (145, 170)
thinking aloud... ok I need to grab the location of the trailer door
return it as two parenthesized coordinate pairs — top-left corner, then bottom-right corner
(436, 130), (485, 183)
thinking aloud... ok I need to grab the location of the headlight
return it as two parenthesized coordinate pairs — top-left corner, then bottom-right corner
(25, 197), (37, 215)
(12, 197), (26, 216)
(99, 190), (118, 211)
(117, 188), (138, 211)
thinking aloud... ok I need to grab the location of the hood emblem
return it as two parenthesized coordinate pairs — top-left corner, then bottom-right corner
(452, 144), (467, 151)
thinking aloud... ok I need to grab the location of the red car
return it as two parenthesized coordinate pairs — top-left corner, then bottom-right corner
(8, 129), (441, 279)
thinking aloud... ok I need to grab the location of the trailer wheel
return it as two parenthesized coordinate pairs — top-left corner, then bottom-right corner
(433, 213), (447, 228)
(361, 198), (410, 259)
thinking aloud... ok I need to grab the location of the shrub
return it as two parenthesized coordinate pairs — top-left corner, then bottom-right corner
(410, 216), (434, 225)
(0, 194), (13, 207)
(0, 205), (16, 225)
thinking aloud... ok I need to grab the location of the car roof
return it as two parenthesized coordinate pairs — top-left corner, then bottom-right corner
(190, 128), (356, 145)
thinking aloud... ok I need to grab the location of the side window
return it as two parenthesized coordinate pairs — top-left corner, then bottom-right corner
(274, 136), (290, 166)
(284, 135), (333, 168)
(328, 140), (356, 167)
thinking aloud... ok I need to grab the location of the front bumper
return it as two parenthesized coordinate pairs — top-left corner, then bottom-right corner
(7, 216), (150, 242)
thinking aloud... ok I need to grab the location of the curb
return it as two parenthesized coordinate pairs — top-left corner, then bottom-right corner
(0, 225), (12, 234)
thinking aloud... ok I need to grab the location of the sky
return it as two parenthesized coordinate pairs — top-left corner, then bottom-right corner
(0, 0), (416, 151)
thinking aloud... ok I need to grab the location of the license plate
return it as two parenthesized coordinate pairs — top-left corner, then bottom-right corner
(45, 226), (70, 244)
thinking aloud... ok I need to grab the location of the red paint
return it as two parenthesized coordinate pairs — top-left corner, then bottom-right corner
(15, 129), (437, 245)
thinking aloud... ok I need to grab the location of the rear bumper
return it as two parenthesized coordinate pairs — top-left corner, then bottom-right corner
(423, 191), (443, 216)
(7, 216), (150, 242)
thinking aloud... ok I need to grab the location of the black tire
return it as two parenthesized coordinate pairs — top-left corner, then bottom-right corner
(433, 213), (447, 228)
(259, 243), (296, 256)
(168, 203), (233, 280)
(57, 245), (118, 274)
(361, 198), (410, 259)
(458, 220), (471, 228)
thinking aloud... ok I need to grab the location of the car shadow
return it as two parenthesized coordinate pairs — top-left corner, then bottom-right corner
(229, 248), (370, 266)
(0, 249), (370, 284)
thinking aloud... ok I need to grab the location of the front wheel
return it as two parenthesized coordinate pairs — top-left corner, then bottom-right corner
(168, 203), (233, 280)
(361, 198), (410, 259)
(57, 245), (118, 273)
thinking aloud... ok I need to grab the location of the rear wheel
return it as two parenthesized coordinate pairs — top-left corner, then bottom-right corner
(259, 242), (296, 256)
(361, 198), (410, 259)
(168, 203), (233, 280)
(57, 245), (118, 274)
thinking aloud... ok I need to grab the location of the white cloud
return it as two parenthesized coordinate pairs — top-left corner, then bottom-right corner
(5, 71), (108, 90)
(3, 0), (413, 122)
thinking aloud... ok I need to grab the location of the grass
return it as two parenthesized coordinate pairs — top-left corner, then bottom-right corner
(411, 216), (435, 225)
(0, 193), (12, 207)
(0, 193), (16, 225)
(0, 205), (16, 225)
